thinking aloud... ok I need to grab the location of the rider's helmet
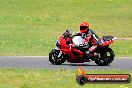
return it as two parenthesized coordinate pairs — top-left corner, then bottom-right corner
(80, 22), (89, 33)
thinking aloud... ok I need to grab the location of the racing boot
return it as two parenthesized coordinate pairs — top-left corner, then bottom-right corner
(86, 45), (97, 57)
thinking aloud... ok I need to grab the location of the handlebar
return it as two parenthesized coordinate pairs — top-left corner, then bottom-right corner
(63, 29), (72, 39)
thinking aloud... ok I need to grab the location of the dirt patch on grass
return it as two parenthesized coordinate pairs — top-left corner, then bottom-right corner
(118, 38), (132, 40)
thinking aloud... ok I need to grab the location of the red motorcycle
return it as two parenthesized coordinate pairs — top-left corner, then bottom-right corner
(49, 29), (117, 66)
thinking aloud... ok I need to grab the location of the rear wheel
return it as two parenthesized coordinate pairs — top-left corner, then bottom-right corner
(95, 48), (115, 66)
(49, 49), (67, 65)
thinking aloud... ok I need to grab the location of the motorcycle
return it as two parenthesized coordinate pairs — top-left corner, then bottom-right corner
(49, 29), (117, 66)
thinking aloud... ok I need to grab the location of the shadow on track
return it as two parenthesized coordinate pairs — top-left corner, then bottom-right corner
(50, 63), (110, 67)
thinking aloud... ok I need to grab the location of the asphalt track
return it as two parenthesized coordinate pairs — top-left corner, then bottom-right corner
(0, 56), (132, 70)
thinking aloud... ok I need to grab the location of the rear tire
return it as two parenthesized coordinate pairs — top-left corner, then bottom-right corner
(95, 48), (115, 66)
(49, 49), (67, 65)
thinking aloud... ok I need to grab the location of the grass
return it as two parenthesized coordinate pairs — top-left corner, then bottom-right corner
(0, 0), (132, 56)
(110, 40), (132, 57)
(0, 1), (131, 88)
(0, 68), (131, 88)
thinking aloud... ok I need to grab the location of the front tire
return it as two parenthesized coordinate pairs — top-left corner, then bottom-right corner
(49, 49), (67, 65)
(95, 48), (115, 66)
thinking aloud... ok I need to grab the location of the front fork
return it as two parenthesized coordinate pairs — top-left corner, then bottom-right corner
(55, 47), (63, 58)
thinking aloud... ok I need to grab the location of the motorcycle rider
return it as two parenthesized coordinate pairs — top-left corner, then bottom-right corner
(72, 22), (99, 58)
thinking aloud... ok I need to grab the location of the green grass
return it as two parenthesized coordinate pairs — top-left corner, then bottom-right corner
(0, 68), (131, 88)
(0, 1), (131, 88)
(110, 40), (132, 56)
(0, 0), (132, 56)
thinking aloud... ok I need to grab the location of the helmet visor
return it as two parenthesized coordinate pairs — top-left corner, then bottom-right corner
(80, 26), (88, 30)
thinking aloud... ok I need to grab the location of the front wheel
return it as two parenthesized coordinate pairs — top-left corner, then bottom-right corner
(49, 49), (67, 65)
(95, 48), (115, 66)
